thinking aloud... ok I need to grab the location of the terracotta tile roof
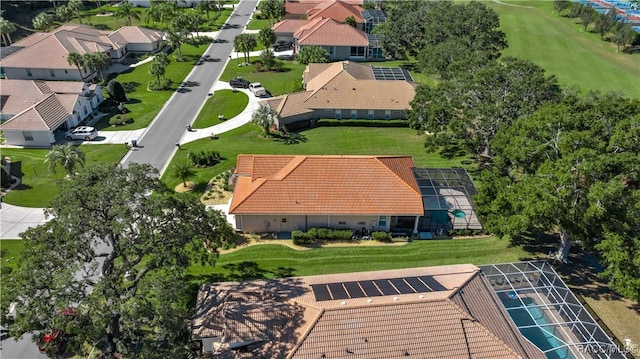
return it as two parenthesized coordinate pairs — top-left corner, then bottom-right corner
(229, 155), (424, 216)
(295, 18), (368, 46)
(285, 0), (363, 17)
(193, 264), (544, 359)
(108, 26), (163, 45)
(273, 19), (311, 33)
(1, 94), (69, 131)
(307, 0), (364, 22)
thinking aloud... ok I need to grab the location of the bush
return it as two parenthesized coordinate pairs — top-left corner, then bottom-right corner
(187, 150), (222, 168)
(109, 115), (133, 126)
(292, 230), (315, 245)
(292, 227), (353, 244)
(1, 166), (11, 189)
(148, 78), (172, 91)
(317, 119), (409, 127)
(372, 231), (392, 242)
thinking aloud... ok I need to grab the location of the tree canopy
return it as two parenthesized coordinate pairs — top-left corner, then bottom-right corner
(407, 57), (561, 159)
(107, 80), (128, 103)
(295, 46), (329, 64)
(475, 92), (640, 299)
(2, 163), (236, 357)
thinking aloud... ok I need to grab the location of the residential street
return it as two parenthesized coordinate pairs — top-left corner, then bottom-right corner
(121, 0), (259, 174)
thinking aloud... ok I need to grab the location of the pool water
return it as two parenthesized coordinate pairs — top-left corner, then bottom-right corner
(499, 293), (575, 359)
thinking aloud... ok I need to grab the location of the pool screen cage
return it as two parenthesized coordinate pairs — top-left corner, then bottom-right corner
(480, 261), (626, 359)
(412, 168), (482, 231)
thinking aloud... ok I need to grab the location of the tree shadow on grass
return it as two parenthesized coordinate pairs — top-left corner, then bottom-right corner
(509, 230), (559, 260)
(121, 81), (140, 93)
(271, 132), (308, 145)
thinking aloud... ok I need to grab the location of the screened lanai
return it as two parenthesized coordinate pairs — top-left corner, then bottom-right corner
(412, 168), (482, 233)
(480, 261), (625, 359)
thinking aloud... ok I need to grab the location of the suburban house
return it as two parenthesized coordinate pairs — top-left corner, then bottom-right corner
(0, 24), (163, 81)
(262, 60), (416, 127)
(228, 154), (425, 235)
(284, 0), (364, 22)
(274, 0), (385, 61)
(192, 263), (549, 358)
(0, 79), (103, 147)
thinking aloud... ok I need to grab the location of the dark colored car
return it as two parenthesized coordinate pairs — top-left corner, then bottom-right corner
(229, 77), (250, 89)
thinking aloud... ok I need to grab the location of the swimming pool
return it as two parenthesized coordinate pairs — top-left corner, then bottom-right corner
(499, 293), (575, 359)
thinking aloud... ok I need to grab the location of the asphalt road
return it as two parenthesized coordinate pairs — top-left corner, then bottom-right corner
(121, 0), (259, 174)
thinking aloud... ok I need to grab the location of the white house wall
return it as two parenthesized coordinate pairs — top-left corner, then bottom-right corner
(2, 130), (55, 147)
(235, 214), (391, 233)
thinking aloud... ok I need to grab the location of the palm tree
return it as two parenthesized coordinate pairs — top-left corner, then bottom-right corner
(0, 17), (16, 46)
(116, 1), (141, 26)
(67, 52), (85, 79)
(171, 161), (195, 187)
(148, 60), (165, 88)
(143, 4), (161, 26)
(251, 103), (277, 137)
(81, 53), (98, 80)
(45, 144), (86, 177)
(258, 27), (276, 49)
(91, 52), (111, 80)
(234, 33), (257, 64)
(32, 12), (54, 32)
(56, 5), (74, 23)
(68, 0), (83, 24)
(166, 28), (186, 61)
(159, 2), (176, 28)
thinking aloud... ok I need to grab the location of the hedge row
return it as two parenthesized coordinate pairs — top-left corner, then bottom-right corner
(292, 227), (353, 245)
(317, 119), (409, 127)
(371, 231), (392, 242)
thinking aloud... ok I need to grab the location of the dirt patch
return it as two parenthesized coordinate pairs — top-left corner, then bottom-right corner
(174, 182), (196, 192)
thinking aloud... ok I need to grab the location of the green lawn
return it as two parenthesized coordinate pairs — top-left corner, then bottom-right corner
(0, 240), (25, 270)
(96, 43), (210, 131)
(187, 236), (534, 279)
(1, 145), (128, 208)
(246, 18), (270, 30)
(488, 1), (640, 98)
(162, 124), (474, 190)
(220, 56), (306, 96)
(192, 90), (249, 129)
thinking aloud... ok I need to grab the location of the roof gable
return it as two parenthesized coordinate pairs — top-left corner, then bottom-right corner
(295, 18), (368, 46)
(229, 155), (423, 215)
(1, 94), (69, 131)
(307, 0), (364, 22)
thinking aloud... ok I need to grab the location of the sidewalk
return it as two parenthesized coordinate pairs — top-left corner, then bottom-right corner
(0, 203), (48, 240)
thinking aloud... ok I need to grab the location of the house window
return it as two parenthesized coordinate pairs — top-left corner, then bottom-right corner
(350, 47), (365, 57)
(357, 221), (366, 225)
(378, 216), (387, 227)
(368, 110), (374, 119)
(351, 109), (357, 119)
(384, 110), (391, 120)
(281, 218), (287, 223)
(84, 106), (88, 115)
(324, 109), (333, 115)
(23, 132), (34, 141)
(49, 69), (55, 77)
(335, 109), (342, 119)
(338, 221), (346, 225)
(26, 68), (32, 77)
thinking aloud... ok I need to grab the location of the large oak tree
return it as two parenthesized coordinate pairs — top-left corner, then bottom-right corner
(2, 163), (235, 358)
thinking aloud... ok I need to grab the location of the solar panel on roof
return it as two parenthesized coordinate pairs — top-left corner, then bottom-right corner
(344, 281), (366, 299)
(360, 280), (383, 297)
(390, 278), (415, 294)
(374, 280), (399, 295)
(311, 284), (332, 301)
(328, 283), (349, 300)
(405, 277), (432, 292)
(421, 276), (447, 291)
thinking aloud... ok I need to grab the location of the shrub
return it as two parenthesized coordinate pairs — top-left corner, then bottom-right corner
(292, 230), (315, 245)
(1, 166), (11, 189)
(317, 119), (409, 127)
(372, 231), (392, 242)
(292, 227), (353, 244)
(1, 266), (12, 275)
(109, 115), (133, 126)
(187, 150), (222, 168)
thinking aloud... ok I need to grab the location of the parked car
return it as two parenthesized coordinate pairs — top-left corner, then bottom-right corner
(229, 77), (250, 89)
(249, 83), (267, 97)
(66, 126), (98, 141)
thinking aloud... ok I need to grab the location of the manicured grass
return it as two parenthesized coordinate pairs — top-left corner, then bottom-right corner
(220, 56), (306, 96)
(96, 43), (210, 131)
(0, 240), (25, 270)
(1, 145), (128, 208)
(488, 1), (640, 98)
(192, 90), (249, 129)
(187, 236), (534, 279)
(246, 18), (270, 30)
(162, 124), (475, 190)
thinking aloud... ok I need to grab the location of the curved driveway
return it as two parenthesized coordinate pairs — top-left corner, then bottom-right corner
(121, 0), (259, 174)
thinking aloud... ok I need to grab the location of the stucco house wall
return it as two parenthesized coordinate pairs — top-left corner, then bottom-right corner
(2, 129), (57, 148)
(235, 214), (390, 233)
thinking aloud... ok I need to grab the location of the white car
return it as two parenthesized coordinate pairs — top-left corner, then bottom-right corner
(249, 82), (267, 97)
(66, 126), (98, 141)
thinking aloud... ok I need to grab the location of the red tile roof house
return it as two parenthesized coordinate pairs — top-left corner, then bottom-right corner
(0, 24), (163, 82)
(262, 61), (415, 129)
(284, 0), (364, 24)
(192, 264), (547, 359)
(0, 79), (103, 147)
(228, 154), (424, 235)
